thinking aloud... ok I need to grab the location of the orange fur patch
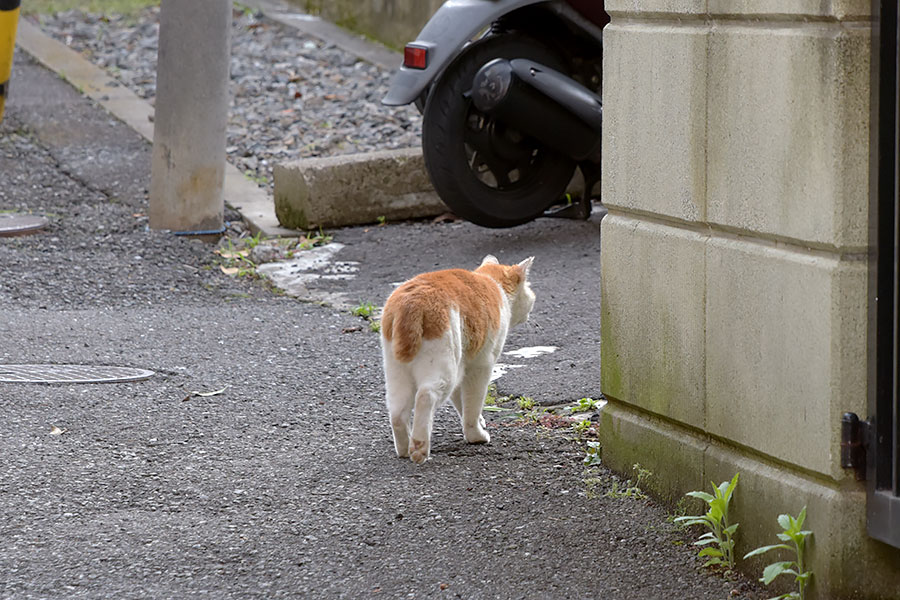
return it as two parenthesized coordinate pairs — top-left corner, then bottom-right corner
(382, 265), (522, 362)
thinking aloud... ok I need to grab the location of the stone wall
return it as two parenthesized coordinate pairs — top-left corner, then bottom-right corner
(290, 0), (443, 49)
(599, 1), (900, 598)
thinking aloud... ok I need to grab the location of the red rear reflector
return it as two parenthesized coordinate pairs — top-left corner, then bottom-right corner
(403, 45), (428, 69)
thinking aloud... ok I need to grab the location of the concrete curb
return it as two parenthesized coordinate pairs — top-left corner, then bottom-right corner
(245, 0), (401, 71)
(274, 148), (444, 230)
(14, 10), (431, 237)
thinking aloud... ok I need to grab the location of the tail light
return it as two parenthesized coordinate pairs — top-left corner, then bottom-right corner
(403, 45), (428, 69)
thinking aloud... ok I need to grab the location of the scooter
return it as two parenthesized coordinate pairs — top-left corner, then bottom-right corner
(383, 0), (607, 228)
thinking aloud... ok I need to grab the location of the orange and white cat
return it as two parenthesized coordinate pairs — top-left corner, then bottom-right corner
(380, 255), (536, 464)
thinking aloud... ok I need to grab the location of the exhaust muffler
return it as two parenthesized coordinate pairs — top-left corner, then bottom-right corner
(470, 58), (602, 162)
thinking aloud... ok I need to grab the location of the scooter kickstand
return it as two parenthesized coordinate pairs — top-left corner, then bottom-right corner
(544, 195), (592, 220)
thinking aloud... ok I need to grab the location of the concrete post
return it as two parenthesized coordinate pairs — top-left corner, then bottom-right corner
(150, 0), (231, 233)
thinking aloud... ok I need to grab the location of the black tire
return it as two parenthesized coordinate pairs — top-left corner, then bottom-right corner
(422, 35), (577, 228)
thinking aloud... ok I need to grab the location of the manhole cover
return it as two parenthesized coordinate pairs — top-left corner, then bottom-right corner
(0, 364), (155, 383)
(0, 213), (49, 237)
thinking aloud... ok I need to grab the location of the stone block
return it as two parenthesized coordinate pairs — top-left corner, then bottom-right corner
(703, 445), (900, 600)
(602, 23), (708, 222)
(706, 23), (870, 249)
(605, 0), (870, 19)
(707, 0), (871, 19)
(273, 147), (446, 230)
(604, 0), (706, 17)
(598, 400), (900, 600)
(595, 402), (707, 505)
(600, 213), (707, 429)
(705, 236), (867, 480)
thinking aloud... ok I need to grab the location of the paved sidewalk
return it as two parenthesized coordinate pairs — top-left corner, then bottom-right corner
(0, 48), (765, 599)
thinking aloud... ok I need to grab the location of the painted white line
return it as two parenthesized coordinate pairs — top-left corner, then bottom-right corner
(504, 346), (558, 359)
(490, 363), (525, 382)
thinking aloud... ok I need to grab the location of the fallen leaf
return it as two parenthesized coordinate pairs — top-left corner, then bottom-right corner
(432, 212), (460, 224)
(215, 248), (249, 259)
(220, 266), (240, 275)
(184, 386), (229, 401)
(49, 426), (67, 436)
(342, 326), (363, 334)
(439, 583), (449, 591)
(198, 386), (229, 397)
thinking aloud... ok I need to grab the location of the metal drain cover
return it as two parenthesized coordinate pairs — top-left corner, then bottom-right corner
(0, 364), (155, 384)
(0, 213), (49, 237)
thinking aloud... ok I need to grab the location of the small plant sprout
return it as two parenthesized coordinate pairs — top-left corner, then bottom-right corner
(484, 383), (508, 406)
(351, 301), (378, 319)
(569, 397), (600, 412)
(516, 396), (535, 411)
(297, 228), (333, 250)
(674, 473), (740, 570)
(572, 419), (592, 436)
(369, 320), (381, 334)
(605, 463), (651, 500)
(743, 506), (813, 600)
(244, 230), (264, 249)
(583, 440), (602, 466)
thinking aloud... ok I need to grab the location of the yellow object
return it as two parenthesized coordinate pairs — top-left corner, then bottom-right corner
(0, 0), (21, 121)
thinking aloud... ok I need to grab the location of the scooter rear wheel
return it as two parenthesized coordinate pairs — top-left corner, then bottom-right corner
(422, 35), (577, 228)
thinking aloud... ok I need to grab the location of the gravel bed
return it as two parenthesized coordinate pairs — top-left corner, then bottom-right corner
(33, 6), (423, 190)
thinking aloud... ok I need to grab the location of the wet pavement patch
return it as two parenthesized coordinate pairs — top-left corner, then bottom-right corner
(0, 364), (155, 383)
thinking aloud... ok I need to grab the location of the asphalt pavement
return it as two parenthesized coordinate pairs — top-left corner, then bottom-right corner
(0, 49), (766, 599)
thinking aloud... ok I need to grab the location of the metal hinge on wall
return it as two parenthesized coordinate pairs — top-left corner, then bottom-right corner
(841, 412), (871, 481)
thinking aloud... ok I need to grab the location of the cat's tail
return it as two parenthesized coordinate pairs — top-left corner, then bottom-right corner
(381, 301), (423, 363)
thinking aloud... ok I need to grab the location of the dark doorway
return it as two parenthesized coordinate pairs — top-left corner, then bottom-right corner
(868, 0), (900, 549)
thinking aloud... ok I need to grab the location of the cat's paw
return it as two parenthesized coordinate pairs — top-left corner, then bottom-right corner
(464, 425), (490, 444)
(409, 438), (429, 464)
(393, 437), (410, 458)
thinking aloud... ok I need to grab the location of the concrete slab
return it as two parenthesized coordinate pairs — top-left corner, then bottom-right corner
(602, 22), (708, 223)
(274, 148), (445, 230)
(600, 213), (707, 430)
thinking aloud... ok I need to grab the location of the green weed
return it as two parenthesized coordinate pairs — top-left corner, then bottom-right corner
(569, 397), (601, 412)
(605, 463), (651, 500)
(244, 230), (264, 249)
(23, 0), (158, 16)
(675, 473), (740, 569)
(351, 301), (377, 319)
(743, 507), (813, 600)
(485, 383), (508, 406)
(582, 440), (602, 467)
(571, 419), (593, 437)
(297, 228), (333, 250)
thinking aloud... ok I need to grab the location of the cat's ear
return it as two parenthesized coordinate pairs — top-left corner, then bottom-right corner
(480, 254), (500, 267)
(517, 256), (535, 278)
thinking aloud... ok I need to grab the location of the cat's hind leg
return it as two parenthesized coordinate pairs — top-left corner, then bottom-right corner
(409, 385), (446, 464)
(384, 360), (415, 458)
(460, 367), (492, 444)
